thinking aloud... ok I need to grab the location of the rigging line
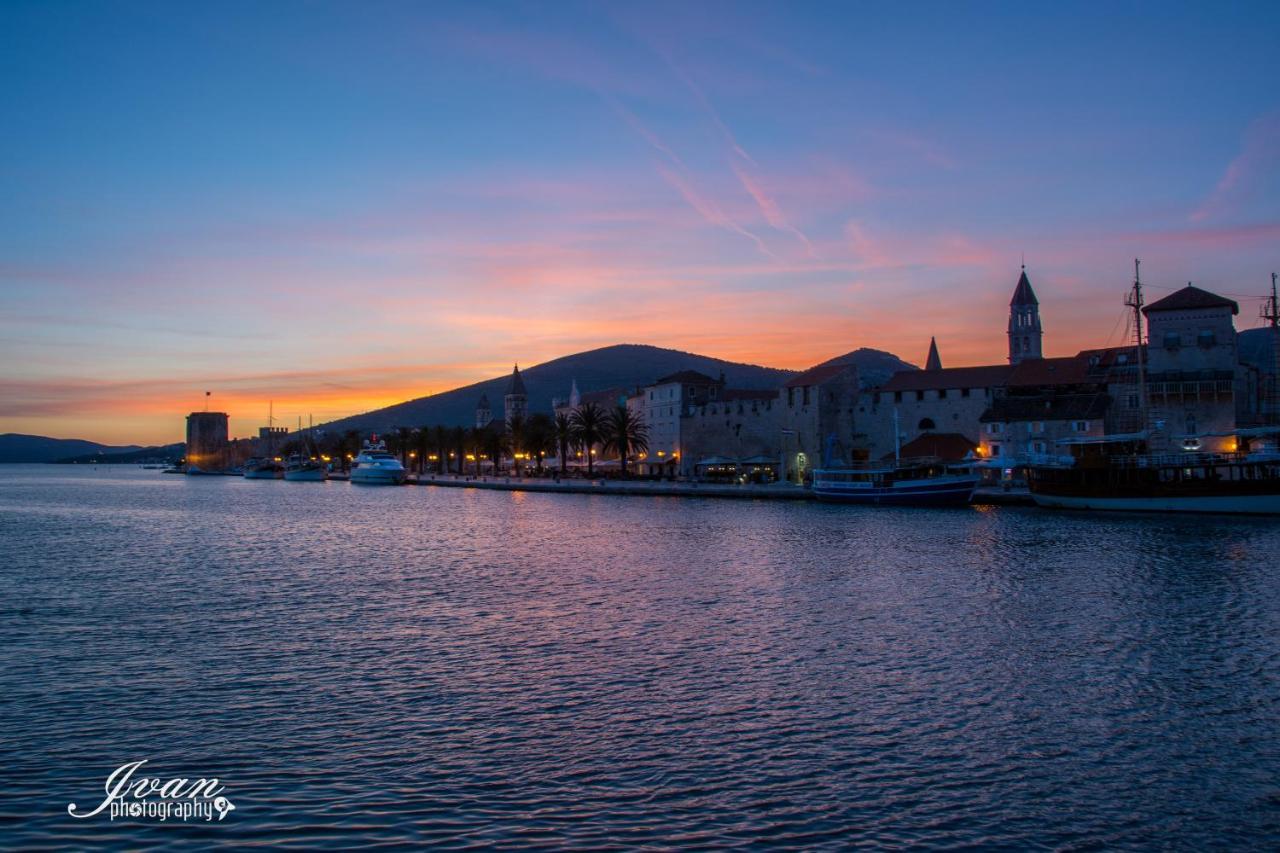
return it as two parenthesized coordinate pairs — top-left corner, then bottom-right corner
(1139, 281), (1269, 299)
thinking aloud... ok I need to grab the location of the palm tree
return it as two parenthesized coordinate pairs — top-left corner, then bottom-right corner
(482, 426), (508, 476)
(601, 405), (649, 477)
(433, 425), (449, 474)
(553, 411), (576, 476)
(507, 414), (526, 476)
(451, 426), (466, 474)
(570, 402), (606, 476)
(466, 427), (484, 476)
(341, 429), (361, 471)
(415, 426), (434, 476)
(393, 426), (413, 468)
(524, 413), (554, 474)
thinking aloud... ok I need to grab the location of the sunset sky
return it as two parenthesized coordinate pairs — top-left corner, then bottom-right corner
(3, 1), (1278, 445)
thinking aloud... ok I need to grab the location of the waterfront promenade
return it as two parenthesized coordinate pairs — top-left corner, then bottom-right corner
(325, 471), (1033, 504)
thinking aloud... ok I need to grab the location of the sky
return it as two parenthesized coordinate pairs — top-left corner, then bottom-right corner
(2, 1), (1278, 445)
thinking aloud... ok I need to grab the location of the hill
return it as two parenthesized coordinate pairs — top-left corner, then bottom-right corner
(320, 344), (918, 434)
(816, 348), (919, 387)
(321, 344), (794, 433)
(0, 433), (142, 464)
(55, 443), (186, 465)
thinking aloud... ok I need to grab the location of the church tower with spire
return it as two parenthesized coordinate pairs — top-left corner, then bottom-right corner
(924, 337), (942, 371)
(504, 364), (528, 426)
(1007, 266), (1043, 364)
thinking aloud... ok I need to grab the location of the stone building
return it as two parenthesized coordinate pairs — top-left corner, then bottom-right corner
(504, 364), (528, 426)
(860, 365), (1011, 459)
(679, 389), (780, 479)
(1008, 266), (1043, 364)
(185, 411), (229, 472)
(978, 356), (1108, 462)
(777, 362), (861, 481)
(1141, 285), (1239, 452)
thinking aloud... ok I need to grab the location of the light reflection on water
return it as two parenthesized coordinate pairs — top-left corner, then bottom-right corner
(1, 465), (1278, 848)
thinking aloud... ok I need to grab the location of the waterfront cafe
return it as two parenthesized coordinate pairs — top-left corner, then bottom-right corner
(694, 455), (779, 484)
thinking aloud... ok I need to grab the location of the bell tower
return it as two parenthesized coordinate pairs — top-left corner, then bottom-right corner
(1008, 266), (1043, 364)
(504, 364), (528, 426)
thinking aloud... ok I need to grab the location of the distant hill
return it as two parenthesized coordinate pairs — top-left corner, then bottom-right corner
(322, 344), (795, 433)
(815, 348), (919, 388)
(55, 443), (185, 465)
(320, 343), (919, 434)
(0, 433), (141, 464)
(1240, 327), (1277, 369)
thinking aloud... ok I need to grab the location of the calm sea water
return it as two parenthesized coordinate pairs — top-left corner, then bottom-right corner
(1, 465), (1278, 849)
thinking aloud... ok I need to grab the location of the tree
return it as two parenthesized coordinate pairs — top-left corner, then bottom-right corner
(523, 413), (554, 474)
(570, 402), (606, 476)
(553, 411), (576, 476)
(507, 414), (526, 476)
(601, 405), (649, 477)
(452, 426), (466, 474)
(391, 426), (413, 468)
(482, 426), (508, 476)
(415, 426), (434, 476)
(433, 425), (449, 474)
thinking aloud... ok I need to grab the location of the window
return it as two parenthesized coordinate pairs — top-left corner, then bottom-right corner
(961, 388), (971, 398)
(939, 389), (949, 400)
(1127, 394), (1139, 409)
(991, 442), (1002, 456)
(986, 423), (1003, 435)
(894, 391), (903, 403)
(918, 418), (936, 431)
(1198, 329), (1215, 347)
(1030, 421), (1044, 434)
(648, 391), (653, 400)
(1034, 441), (1047, 454)
(1072, 420), (1089, 433)
(802, 387), (810, 405)
(915, 390), (924, 401)
(1163, 332), (1181, 350)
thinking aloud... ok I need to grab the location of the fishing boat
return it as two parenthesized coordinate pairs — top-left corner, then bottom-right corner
(243, 456), (284, 479)
(283, 453), (327, 481)
(813, 458), (979, 505)
(812, 410), (979, 505)
(283, 415), (329, 481)
(350, 439), (407, 485)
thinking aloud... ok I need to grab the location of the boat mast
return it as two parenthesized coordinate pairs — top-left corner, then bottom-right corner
(1124, 259), (1148, 437)
(1264, 272), (1280, 425)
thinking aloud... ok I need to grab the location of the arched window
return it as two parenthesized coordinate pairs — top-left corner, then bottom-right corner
(918, 418), (937, 431)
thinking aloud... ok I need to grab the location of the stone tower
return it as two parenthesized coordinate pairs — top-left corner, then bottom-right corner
(475, 393), (492, 429)
(1008, 266), (1043, 364)
(925, 337), (942, 371)
(504, 364), (528, 426)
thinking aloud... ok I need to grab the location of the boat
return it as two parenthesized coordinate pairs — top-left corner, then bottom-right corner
(1026, 263), (1280, 515)
(812, 457), (979, 505)
(282, 453), (327, 482)
(282, 414), (329, 481)
(243, 457), (284, 479)
(350, 440), (407, 485)
(1027, 433), (1280, 515)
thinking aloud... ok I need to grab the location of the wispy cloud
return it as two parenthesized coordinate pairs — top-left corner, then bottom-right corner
(1191, 112), (1280, 222)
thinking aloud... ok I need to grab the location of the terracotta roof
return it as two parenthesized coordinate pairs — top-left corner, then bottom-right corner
(980, 393), (1111, 423)
(879, 364), (1012, 392)
(1007, 356), (1091, 387)
(784, 363), (853, 388)
(1142, 285), (1238, 316)
(1010, 269), (1038, 306)
(884, 432), (976, 461)
(579, 388), (629, 408)
(654, 369), (721, 385)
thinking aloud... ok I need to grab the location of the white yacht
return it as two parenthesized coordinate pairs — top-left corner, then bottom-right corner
(350, 440), (407, 485)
